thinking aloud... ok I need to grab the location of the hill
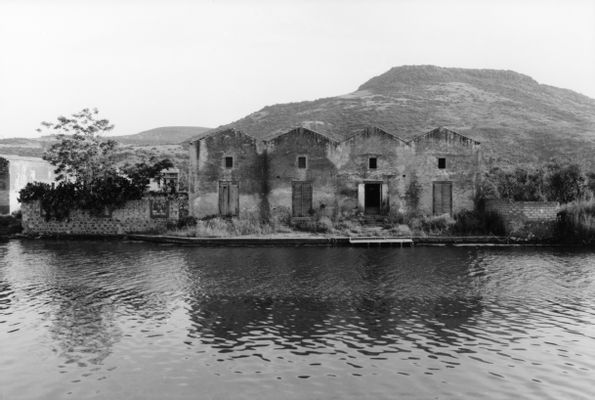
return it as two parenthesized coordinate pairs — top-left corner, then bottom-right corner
(207, 65), (595, 168)
(111, 126), (211, 145)
(0, 126), (211, 158)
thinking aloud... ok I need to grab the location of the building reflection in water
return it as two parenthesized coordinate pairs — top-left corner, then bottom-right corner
(182, 247), (486, 360)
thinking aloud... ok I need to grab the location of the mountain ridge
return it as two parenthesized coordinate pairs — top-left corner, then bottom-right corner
(202, 65), (595, 167)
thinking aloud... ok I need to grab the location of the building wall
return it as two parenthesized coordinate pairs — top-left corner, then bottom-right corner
(265, 128), (339, 219)
(189, 129), (265, 219)
(188, 127), (482, 221)
(334, 127), (415, 217)
(0, 155), (56, 213)
(0, 158), (9, 214)
(21, 194), (187, 235)
(412, 129), (481, 215)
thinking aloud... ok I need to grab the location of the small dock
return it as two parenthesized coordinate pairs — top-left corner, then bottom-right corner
(349, 237), (413, 247)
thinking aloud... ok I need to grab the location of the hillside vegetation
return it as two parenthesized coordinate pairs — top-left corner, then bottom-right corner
(208, 65), (595, 168)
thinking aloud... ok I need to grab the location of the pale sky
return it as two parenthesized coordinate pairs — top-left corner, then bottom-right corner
(1, 0), (594, 138)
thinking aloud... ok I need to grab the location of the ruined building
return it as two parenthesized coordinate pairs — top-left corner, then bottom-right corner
(187, 126), (481, 221)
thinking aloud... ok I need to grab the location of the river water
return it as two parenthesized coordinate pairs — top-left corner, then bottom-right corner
(1, 240), (594, 399)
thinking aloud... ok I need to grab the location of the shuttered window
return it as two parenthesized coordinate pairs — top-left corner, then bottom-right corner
(433, 181), (452, 215)
(292, 181), (313, 217)
(219, 181), (239, 216)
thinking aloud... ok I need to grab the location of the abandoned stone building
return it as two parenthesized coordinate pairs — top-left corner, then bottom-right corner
(188, 126), (481, 221)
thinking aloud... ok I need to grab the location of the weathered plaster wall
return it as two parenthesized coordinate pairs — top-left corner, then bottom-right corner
(0, 155), (55, 213)
(0, 158), (9, 214)
(412, 129), (480, 215)
(21, 194), (187, 235)
(187, 126), (482, 221)
(335, 127), (415, 216)
(265, 128), (338, 218)
(189, 130), (264, 218)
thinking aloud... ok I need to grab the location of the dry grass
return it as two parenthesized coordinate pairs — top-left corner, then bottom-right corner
(558, 200), (595, 243)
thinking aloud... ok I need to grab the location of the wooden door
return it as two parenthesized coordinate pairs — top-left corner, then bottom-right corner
(433, 181), (452, 215)
(219, 181), (239, 216)
(292, 181), (312, 217)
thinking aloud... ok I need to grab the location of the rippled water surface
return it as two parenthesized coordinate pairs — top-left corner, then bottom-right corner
(1, 240), (595, 399)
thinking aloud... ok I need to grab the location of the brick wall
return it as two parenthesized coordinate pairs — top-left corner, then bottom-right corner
(21, 194), (188, 236)
(485, 199), (559, 234)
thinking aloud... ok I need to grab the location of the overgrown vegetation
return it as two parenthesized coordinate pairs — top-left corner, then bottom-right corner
(557, 200), (595, 244)
(19, 109), (175, 220)
(482, 159), (590, 203)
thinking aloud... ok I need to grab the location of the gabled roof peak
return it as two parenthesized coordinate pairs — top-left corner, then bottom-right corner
(344, 125), (409, 144)
(410, 126), (480, 145)
(263, 124), (341, 143)
(189, 127), (254, 143)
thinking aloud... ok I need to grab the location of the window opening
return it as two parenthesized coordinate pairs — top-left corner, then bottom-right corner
(438, 157), (446, 169)
(297, 156), (307, 169)
(225, 156), (234, 169)
(369, 157), (377, 169)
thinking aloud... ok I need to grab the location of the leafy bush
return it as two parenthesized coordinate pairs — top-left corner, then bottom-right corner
(483, 160), (590, 204)
(18, 161), (172, 221)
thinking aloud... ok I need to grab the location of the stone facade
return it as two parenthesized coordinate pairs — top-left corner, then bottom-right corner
(21, 194), (187, 236)
(188, 126), (482, 221)
(485, 199), (560, 234)
(189, 129), (265, 219)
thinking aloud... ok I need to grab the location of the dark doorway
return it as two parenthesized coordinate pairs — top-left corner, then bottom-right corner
(364, 183), (381, 214)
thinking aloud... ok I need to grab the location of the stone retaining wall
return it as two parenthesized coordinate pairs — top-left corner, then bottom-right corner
(21, 194), (188, 236)
(485, 199), (559, 235)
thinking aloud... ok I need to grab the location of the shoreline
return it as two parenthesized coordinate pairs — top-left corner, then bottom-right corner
(7, 233), (587, 247)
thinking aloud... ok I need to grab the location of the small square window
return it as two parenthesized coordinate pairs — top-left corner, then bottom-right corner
(369, 157), (377, 169)
(225, 156), (234, 169)
(438, 157), (446, 169)
(297, 156), (307, 169)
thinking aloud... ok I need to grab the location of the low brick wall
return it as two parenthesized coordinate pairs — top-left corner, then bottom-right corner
(21, 194), (188, 236)
(485, 199), (559, 235)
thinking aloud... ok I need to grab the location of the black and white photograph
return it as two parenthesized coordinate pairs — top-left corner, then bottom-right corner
(1, 0), (594, 399)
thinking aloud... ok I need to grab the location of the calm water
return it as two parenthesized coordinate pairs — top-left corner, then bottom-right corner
(1, 241), (594, 400)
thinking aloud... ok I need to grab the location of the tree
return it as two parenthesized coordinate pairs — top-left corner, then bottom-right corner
(21, 108), (178, 220)
(39, 108), (118, 185)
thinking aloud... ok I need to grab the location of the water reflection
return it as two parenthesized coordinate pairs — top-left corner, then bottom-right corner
(1, 241), (595, 400)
